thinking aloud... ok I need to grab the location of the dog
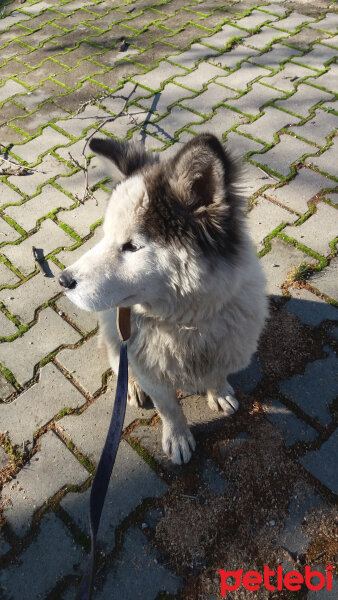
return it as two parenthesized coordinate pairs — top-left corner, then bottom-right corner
(58, 133), (268, 464)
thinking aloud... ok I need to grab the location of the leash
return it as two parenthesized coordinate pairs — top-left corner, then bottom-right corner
(75, 307), (131, 600)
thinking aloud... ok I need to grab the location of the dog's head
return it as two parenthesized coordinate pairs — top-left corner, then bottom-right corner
(59, 134), (243, 312)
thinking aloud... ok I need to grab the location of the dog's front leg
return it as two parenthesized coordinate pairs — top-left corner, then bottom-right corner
(139, 378), (196, 465)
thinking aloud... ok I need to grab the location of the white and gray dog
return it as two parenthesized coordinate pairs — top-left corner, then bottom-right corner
(59, 133), (268, 464)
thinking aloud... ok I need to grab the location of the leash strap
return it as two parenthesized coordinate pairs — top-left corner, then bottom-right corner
(76, 308), (130, 600)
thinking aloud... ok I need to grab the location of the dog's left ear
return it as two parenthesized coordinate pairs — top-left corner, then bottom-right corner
(169, 134), (235, 212)
(89, 137), (158, 177)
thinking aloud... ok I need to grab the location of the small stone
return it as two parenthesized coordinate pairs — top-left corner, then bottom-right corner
(269, 519), (276, 526)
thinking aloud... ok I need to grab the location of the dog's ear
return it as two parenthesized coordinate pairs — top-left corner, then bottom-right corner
(169, 134), (235, 213)
(89, 137), (158, 177)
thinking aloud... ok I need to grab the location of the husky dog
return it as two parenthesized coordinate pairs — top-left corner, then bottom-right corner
(59, 134), (267, 464)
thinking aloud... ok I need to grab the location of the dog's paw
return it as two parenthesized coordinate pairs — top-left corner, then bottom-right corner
(127, 377), (147, 408)
(162, 426), (196, 465)
(207, 383), (239, 416)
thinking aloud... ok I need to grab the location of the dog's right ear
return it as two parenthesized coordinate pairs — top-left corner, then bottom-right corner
(89, 137), (158, 177)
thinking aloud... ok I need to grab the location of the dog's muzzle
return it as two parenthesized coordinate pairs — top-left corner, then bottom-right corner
(58, 270), (77, 290)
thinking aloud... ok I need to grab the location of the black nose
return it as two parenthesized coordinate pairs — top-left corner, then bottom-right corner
(58, 271), (77, 290)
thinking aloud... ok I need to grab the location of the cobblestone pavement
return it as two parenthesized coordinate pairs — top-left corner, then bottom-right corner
(0, 0), (337, 598)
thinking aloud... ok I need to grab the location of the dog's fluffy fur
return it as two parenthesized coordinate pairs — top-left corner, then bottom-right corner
(60, 134), (268, 464)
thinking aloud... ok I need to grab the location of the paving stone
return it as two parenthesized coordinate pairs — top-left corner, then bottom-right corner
(3, 185), (74, 232)
(269, 167), (336, 213)
(228, 353), (263, 393)
(293, 44), (337, 70)
(226, 82), (284, 115)
(274, 83), (334, 118)
(57, 380), (155, 461)
(249, 43), (302, 67)
(0, 217), (21, 243)
(0, 372), (15, 401)
(261, 62), (316, 92)
(0, 512), (85, 598)
(54, 294), (98, 333)
(1, 430), (88, 537)
(247, 196), (296, 251)
(306, 138), (338, 179)
(224, 131), (264, 157)
(243, 26), (288, 50)
(0, 181), (23, 209)
(260, 237), (316, 296)
(95, 527), (182, 599)
(286, 287), (338, 327)
(300, 429), (338, 495)
(288, 108), (338, 147)
(279, 345), (337, 426)
(311, 13), (338, 32)
(54, 106), (110, 139)
(237, 9), (277, 31)
(257, 3), (288, 17)
(180, 82), (237, 115)
(191, 105), (244, 137)
(306, 64), (338, 95)
(0, 79), (27, 104)
(7, 154), (70, 197)
(138, 82), (195, 116)
(200, 457), (227, 495)
(0, 260), (20, 288)
(0, 362), (86, 446)
(0, 266), (63, 324)
(174, 61), (225, 91)
(309, 257), (338, 301)
(219, 63), (268, 91)
(57, 225), (103, 268)
(132, 59), (186, 92)
(319, 35), (338, 50)
(3, 219), (76, 277)
(0, 307), (81, 384)
(307, 565), (338, 599)
(283, 203), (337, 257)
(272, 11), (315, 32)
(265, 399), (318, 446)
(170, 42), (218, 66)
(0, 531), (11, 558)
(200, 23), (249, 50)
(11, 127), (70, 165)
(251, 134), (313, 177)
(58, 191), (106, 238)
(282, 27), (328, 52)
(242, 161), (277, 196)
(325, 192), (338, 205)
(210, 44), (259, 70)
(56, 334), (110, 395)
(61, 441), (166, 552)
(276, 481), (324, 558)
(151, 105), (203, 139)
(238, 106), (300, 143)
(0, 312), (17, 338)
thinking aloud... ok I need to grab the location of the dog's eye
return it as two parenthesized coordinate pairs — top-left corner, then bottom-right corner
(121, 241), (139, 252)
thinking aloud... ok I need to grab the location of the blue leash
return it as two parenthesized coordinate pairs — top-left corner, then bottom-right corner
(75, 308), (130, 600)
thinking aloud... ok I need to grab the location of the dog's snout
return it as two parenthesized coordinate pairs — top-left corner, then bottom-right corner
(58, 271), (77, 290)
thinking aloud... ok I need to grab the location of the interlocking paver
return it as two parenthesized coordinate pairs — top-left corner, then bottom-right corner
(2, 219), (77, 277)
(250, 134), (313, 177)
(283, 203), (338, 257)
(247, 196), (297, 251)
(1, 430), (88, 536)
(56, 335), (110, 396)
(260, 237), (317, 296)
(265, 399), (318, 446)
(268, 166), (337, 213)
(0, 3), (337, 598)
(60, 441), (166, 552)
(274, 83), (334, 118)
(309, 257), (338, 301)
(279, 346), (337, 427)
(0, 307), (81, 384)
(0, 216), (21, 243)
(0, 362), (85, 445)
(306, 138), (338, 179)
(238, 106), (300, 143)
(286, 287), (338, 327)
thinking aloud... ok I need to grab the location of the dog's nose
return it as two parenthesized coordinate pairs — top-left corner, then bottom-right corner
(58, 271), (77, 290)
